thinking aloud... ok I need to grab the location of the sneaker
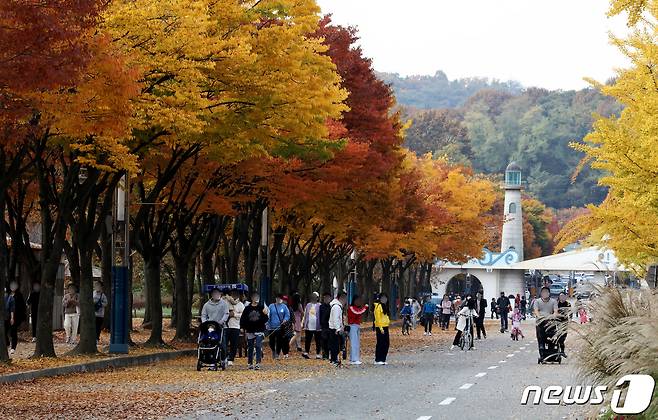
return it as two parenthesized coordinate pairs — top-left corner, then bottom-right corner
(428, 332), (432, 336)
(302, 353), (310, 359)
(255, 364), (261, 370)
(31, 337), (36, 343)
(248, 364), (254, 370)
(315, 354), (322, 359)
(283, 354), (289, 359)
(374, 361), (385, 365)
(383, 361), (388, 365)
(350, 360), (362, 365)
(423, 332), (427, 336)
(450, 345), (455, 350)
(227, 361), (233, 366)
(9, 349), (15, 355)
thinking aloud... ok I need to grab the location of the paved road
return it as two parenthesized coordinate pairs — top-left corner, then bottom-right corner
(188, 320), (591, 420)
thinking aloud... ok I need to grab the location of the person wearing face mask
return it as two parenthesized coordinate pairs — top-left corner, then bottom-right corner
(373, 292), (391, 365)
(533, 286), (558, 362)
(240, 291), (269, 370)
(62, 283), (80, 344)
(26, 282), (40, 342)
(267, 293), (291, 360)
(93, 281), (108, 344)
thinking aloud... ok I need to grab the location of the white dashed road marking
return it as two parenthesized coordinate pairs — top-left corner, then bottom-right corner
(416, 416), (432, 420)
(506, 354), (514, 358)
(499, 360), (506, 363)
(475, 372), (487, 378)
(439, 398), (456, 406)
(459, 383), (474, 390)
(488, 365), (498, 370)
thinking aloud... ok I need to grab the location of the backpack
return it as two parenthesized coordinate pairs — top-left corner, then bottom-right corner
(94, 294), (105, 312)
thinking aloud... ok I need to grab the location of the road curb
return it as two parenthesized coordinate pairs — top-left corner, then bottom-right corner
(0, 349), (196, 384)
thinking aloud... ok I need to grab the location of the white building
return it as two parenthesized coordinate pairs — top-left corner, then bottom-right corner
(431, 162), (631, 302)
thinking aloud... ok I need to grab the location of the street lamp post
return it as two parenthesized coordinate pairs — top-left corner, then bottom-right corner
(259, 207), (271, 305)
(110, 174), (129, 354)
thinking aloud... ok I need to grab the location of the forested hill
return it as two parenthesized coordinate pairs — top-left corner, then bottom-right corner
(378, 70), (523, 109)
(393, 75), (621, 209)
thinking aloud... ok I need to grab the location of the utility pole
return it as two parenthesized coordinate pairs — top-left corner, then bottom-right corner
(110, 175), (129, 354)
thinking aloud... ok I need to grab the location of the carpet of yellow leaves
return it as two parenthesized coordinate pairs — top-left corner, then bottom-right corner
(0, 319), (194, 375)
(0, 323), (465, 419)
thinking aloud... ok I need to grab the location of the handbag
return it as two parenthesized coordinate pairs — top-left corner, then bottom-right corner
(274, 304), (294, 341)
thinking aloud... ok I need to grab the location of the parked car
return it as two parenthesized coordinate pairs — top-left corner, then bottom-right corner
(549, 283), (566, 297)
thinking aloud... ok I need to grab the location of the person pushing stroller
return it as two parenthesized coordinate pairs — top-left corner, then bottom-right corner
(200, 287), (230, 367)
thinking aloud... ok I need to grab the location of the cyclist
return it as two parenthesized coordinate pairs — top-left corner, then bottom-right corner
(450, 295), (478, 350)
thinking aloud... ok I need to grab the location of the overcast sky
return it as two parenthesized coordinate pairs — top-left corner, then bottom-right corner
(316, 0), (630, 90)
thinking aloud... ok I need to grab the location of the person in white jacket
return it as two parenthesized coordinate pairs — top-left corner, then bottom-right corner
(450, 295), (478, 350)
(328, 292), (347, 366)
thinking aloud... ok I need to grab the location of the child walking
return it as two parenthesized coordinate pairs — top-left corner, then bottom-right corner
(510, 307), (524, 340)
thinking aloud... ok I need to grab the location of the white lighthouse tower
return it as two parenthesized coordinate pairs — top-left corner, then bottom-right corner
(501, 162), (524, 261)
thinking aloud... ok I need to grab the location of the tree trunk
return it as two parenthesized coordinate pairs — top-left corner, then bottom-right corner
(144, 257), (164, 346)
(173, 257), (192, 341)
(71, 248), (97, 354)
(0, 192), (10, 362)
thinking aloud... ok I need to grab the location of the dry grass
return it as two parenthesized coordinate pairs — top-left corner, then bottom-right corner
(574, 287), (658, 419)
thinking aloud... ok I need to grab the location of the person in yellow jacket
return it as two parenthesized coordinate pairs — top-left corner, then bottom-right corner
(373, 292), (391, 365)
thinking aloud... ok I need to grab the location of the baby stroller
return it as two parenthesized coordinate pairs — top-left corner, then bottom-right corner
(537, 320), (561, 364)
(197, 320), (226, 371)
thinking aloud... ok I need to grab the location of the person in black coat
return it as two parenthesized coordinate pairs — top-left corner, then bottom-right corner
(496, 292), (511, 332)
(474, 291), (487, 339)
(240, 291), (269, 369)
(26, 282), (40, 342)
(319, 292), (332, 360)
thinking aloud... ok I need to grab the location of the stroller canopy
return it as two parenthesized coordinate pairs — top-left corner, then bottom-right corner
(203, 283), (249, 294)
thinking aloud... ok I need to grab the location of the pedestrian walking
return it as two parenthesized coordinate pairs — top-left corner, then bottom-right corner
(288, 292), (303, 353)
(328, 292), (347, 366)
(267, 294), (291, 360)
(347, 295), (367, 365)
(422, 296), (436, 336)
(412, 299), (421, 329)
(496, 292), (511, 332)
(510, 307), (524, 340)
(452, 295), (462, 330)
(4, 282), (19, 354)
(201, 287), (230, 364)
(62, 283), (80, 344)
(578, 306), (588, 324)
(440, 294), (452, 330)
(557, 292), (571, 357)
(240, 291), (269, 370)
(474, 291), (487, 339)
(319, 292), (332, 360)
(373, 293), (391, 365)
(93, 281), (108, 344)
(225, 289), (244, 366)
(26, 281), (40, 342)
(520, 296), (527, 319)
(532, 286), (558, 361)
(302, 292), (322, 359)
(490, 297), (498, 319)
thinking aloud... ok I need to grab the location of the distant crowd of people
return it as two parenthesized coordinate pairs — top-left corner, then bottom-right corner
(200, 288), (395, 369)
(4, 280), (108, 355)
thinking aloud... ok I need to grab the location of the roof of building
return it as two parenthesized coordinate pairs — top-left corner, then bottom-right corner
(511, 247), (628, 272)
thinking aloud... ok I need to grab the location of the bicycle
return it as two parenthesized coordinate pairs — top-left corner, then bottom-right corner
(401, 314), (412, 335)
(459, 314), (474, 351)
